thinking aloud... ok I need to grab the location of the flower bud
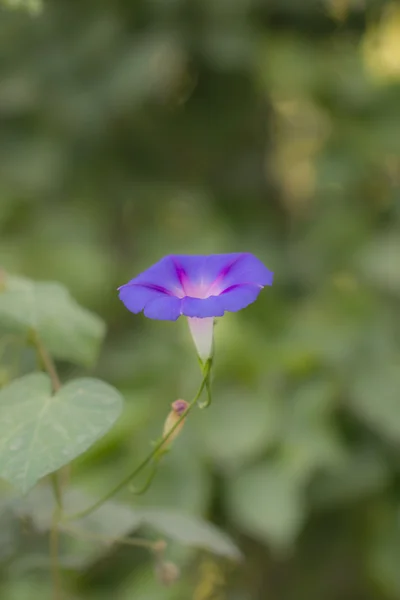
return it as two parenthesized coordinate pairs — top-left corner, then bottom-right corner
(160, 399), (189, 452)
(155, 560), (180, 586)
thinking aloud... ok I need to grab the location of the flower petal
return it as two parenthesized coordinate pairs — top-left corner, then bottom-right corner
(219, 283), (262, 312)
(123, 256), (185, 297)
(181, 296), (225, 318)
(144, 296), (182, 320)
(173, 255), (239, 291)
(118, 285), (166, 314)
(215, 253), (273, 291)
(169, 256), (207, 296)
(172, 253), (273, 295)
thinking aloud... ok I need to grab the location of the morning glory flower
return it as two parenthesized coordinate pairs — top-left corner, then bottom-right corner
(118, 253), (273, 361)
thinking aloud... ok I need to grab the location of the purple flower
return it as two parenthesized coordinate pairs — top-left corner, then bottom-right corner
(118, 253), (273, 359)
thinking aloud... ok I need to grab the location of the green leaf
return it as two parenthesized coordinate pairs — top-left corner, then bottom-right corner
(12, 486), (142, 568)
(15, 485), (241, 562)
(15, 486), (142, 537)
(0, 275), (105, 366)
(0, 501), (20, 563)
(196, 388), (279, 468)
(226, 461), (306, 553)
(349, 362), (400, 442)
(138, 509), (242, 561)
(310, 448), (390, 509)
(279, 381), (346, 481)
(366, 506), (400, 597)
(132, 446), (212, 515)
(0, 373), (123, 493)
(0, 0), (42, 14)
(356, 234), (400, 295)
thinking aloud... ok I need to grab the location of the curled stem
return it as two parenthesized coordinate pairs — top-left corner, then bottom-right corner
(197, 358), (212, 409)
(64, 364), (210, 522)
(129, 461), (159, 495)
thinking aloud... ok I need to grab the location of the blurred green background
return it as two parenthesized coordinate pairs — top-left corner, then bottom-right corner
(1, 0), (400, 598)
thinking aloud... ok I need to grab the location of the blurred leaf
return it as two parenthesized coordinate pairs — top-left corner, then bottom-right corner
(117, 565), (189, 600)
(279, 291), (370, 371)
(15, 485), (141, 537)
(0, 502), (20, 563)
(132, 447), (212, 514)
(13, 485), (143, 568)
(349, 361), (400, 442)
(356, 233), (400, 295)
(226, 461), (306, 552)
(0, 581), (52, 600)
(284, 380), (338, 421)
(310, 448), (390, 508)
(105, 34), (185, 110)
(0, 0), (42, 14)
(195, 388), (279, 468)
(367, 506), (400, 597)
(16, 485), (241, 562)
(0, 373), (123, 493)
(281, 423), (346, 483)
(0, 274), (105, 366)
(279, 380), (346, 480)
(138, 509), (242, 561)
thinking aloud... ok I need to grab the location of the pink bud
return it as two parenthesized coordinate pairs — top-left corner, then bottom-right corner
(161, 399), (189, 450)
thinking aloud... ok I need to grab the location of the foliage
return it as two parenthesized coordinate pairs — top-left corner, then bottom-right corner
(0, 0), (42, 15)
(0, 373), (123, 492)
(1, 0), (400, 598)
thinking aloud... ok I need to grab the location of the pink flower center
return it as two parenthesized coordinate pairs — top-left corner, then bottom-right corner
(174, 276), (222, 299)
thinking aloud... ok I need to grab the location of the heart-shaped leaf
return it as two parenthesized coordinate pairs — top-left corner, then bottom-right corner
(350, 362), (400, 442)
(0, 373), (123, 493)
(137, 509), (242, 561)
(226, 461), (306, 553)
(14, 486), (242, 562)
(0, 275), (105, 366)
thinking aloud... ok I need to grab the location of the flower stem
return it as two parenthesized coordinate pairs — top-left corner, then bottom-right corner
(51, 473), (64, 511)
(63, 364), (210, 522)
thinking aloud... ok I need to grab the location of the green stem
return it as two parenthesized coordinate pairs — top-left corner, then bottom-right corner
(51, 473), (63, 511)
(64, 366), (210, 522)
(31, 329), (61, 393)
